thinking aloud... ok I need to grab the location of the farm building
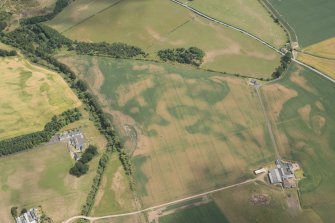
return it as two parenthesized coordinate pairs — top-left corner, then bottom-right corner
(254, 168), (267, 175)
(15, 208), (39, 223)
(268, 160), (298, 188)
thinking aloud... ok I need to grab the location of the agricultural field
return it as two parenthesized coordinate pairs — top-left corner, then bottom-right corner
(261, 64), (335, 222)
(91, 154), (136, 216)
(187, 0), (287, 48)
(268, 0), (335, 48)
(298, 53), (335, 79)
(160, 201), (229, 223)
(213, 182), (323, 223)
(60, 55), (276, 207)
(0, 111), (107, 223)
(47, 0), (281, 78)
(302, 37), (335, 59)
(0, 56), (81, 140)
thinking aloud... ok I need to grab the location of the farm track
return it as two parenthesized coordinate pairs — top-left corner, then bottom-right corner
(62, 178), (256, 223)
(169, 0), (335, 84)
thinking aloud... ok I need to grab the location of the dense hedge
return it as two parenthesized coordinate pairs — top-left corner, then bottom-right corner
(0, 109), (81, 157)
(21, 0), (71, 25)
(75, 41), (146, 58)
(158, 47), (205, 66)
(0, 49), (16, 57)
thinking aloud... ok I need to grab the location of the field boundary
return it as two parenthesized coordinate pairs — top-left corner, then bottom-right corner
(62, 179), (256, 223)
(60, 0), (123, 34)
(169, 0), (335, 84)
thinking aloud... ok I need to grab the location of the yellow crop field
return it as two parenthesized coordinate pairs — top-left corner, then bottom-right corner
(0, 56), (81, 140)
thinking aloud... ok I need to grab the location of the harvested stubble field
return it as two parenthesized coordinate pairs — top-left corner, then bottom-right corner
(268, 0), (335, 48)
(261, 64), (335, 222)
(0, 112), (107, 223)
(0, 56), (80, 140)
(47, 0), (281, 78)
(60, 55), (276, 207)
(298, 53), (335, 80)
(187, 0), (287, 48)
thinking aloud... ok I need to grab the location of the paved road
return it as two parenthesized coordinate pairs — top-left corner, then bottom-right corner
(170, 0), (335, 84)
(62, 179), (255, 223)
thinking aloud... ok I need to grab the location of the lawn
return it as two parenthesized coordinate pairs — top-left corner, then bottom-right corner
(160, 201), (229, 223)
(213, 182), (323, 223)
(187, 0), (287, 48)
(261, 64), (335, 223)
(61, 55), (276, 207)
(268, 0), (335, 48)
(47, 0), (281, 78)
(0, 56), (81, 140)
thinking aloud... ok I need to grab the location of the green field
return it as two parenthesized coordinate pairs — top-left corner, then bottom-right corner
(187, 0), (287, 48)
(47, 0), (281, 78)
(268, 0), (335, 48)
(160, 201), (229, 223)
(0, 56), (81, 140)
(61, 55), (276, 207)
(261, 64), (335, 222)
(91, 154), (135, 216)
(213, 182), (323, 223)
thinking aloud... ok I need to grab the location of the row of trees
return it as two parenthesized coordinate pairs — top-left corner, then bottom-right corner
(158, 47), (205, 66)
(75, 42), (146, 58)
(0, 109), (81, 157)
(0, 49), (17, 57)
(22, 0), (71, 25)
(0, 11), (135, 219)
(70, 145), (98, 177)
(271, 52), (292, 79)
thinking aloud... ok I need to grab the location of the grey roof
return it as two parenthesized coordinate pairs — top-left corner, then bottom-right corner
(268, 169), (283, 184)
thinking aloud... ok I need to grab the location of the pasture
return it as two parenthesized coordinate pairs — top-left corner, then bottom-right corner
(0, 112), (107, 223)
(261, 64), (335, 222)
(160, 201), (229, 223)
(48, 0), (281, 78)
(213, 182), (323, 223)
(61, 55), (276, 207)
(91, 154), (136, 216)
(187, 0), (287, 48)
(0, 56), (81, 140)
(268, 0), (335, 48)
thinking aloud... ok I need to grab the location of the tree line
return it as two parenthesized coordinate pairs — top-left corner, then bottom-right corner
(271, 52), (292, 79)
(158, 47), (205, 66)
(0, 8), (136, 219)
(0, 109), (81, 157)
(70, 145), (98, 177)
(0, 49), (17, 57)
(21, 0), (71, 25)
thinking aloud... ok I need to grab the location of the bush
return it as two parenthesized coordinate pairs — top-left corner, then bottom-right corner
(158, 47), (205, 66)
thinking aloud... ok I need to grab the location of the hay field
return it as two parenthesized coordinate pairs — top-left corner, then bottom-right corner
(0, 113), (107, 223)
(61, 55), (276, 207)
(268, 0), (335, 48)
(48, 0), (281, 78)
(261, 64), (335, 222)
(298, 53), (335, 79)
(213, 182), (323, 223)
(0, 56), (81, 140)
(187, 0), (287, 48)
